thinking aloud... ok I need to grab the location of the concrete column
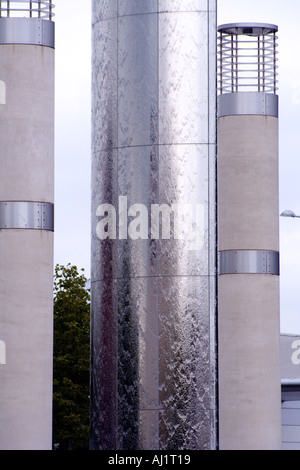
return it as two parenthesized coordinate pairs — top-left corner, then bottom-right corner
(0, 13), (55, 450)
(217, 23), (282, 450)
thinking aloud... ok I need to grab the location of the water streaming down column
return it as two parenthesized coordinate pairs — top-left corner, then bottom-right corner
(91, 0), (217, 450)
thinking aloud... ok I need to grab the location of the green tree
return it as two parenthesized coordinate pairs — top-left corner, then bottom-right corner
(53, 263), (90, 450)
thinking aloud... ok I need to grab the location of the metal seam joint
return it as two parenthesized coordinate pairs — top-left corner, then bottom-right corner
(218, 92), (278, 117)
(0, 18), (55, 48)
(219, 250), (279, 275)
(0, 201), (54, 231)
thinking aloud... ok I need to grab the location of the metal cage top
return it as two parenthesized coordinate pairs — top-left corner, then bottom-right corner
(218, 23), (278, 36)
(0, 1), (54, 20)
(218, 22), (278, 95)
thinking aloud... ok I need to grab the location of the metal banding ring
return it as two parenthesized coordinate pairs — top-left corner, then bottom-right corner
(0, 18), (55, 48)
(0, 201), (54, 231)
(219, 250), (279, 276)
(218, 92), (278, 118)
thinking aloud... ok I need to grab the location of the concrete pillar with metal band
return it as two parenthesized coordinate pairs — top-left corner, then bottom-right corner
(217, 23), (281, 449)
(0, 1), (55, 450)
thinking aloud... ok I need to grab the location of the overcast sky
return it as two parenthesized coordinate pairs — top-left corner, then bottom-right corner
(54, 2), (91, 274)
(54, 1), (300, 335)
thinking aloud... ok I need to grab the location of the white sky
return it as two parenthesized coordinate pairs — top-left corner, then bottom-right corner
(54, 2), (91, 274)
(54, 1), (300, 334)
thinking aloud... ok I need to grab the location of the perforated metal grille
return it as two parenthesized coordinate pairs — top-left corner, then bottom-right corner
(218, 23), (278, 94)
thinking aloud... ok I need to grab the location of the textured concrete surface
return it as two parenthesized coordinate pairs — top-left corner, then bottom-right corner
(218, 113), (281, 450)
(0, 44), (54, 450)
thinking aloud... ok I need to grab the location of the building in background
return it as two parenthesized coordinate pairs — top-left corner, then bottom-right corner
(90, 0), (218, 450)
(0, 1), (55, 450)
(281, 334), (300, 450)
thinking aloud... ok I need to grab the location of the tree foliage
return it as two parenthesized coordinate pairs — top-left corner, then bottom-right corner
(53, 263), (90, 450)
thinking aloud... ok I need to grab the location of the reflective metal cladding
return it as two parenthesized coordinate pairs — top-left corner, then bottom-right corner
(91, 0), (217, 450)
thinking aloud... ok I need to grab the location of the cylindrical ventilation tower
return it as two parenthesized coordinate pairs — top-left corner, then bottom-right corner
(0, 1), (55, 450)
(91, 1), (217, 450)
(217, 23), (281, 449)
